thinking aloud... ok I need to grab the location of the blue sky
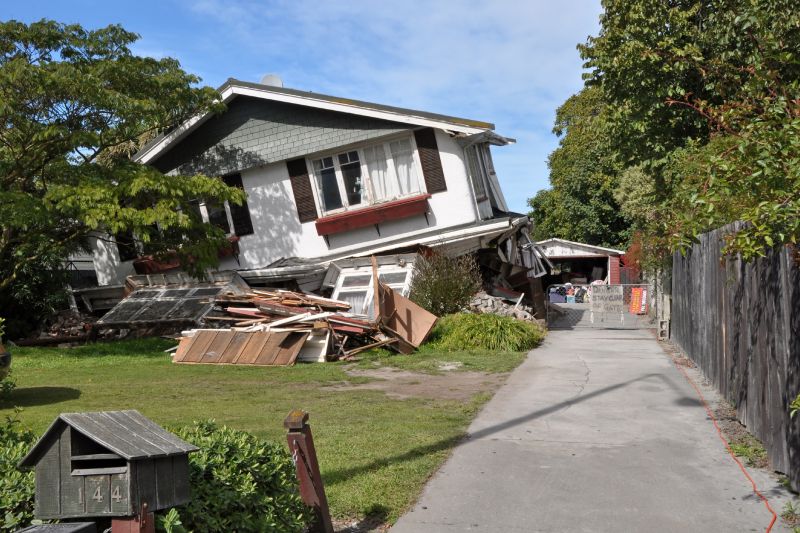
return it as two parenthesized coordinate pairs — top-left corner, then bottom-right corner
(4, 1), (602, 213)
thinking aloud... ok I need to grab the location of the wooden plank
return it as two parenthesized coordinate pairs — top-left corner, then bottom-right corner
(182, 330), (219, 363)
(135, 460), (156, 514)
(343, 337), (396, 357)
(35, 429), (62, 518)
(297, 330), (331, 363)
(271, 332), (308, 366)
(225, 307), (267, 318)
(109, 472), (130, 515)
(670, 221), (800, 487)
(154, 457), (173, 510)
(236, 332), (271, 364)
(268, 312), (313, 328)
(84, 475), (111, 514)
(60, 426), (84, 517)
(172, 455), (191, 506)
(219, 331), (253, 364)
(196, 331), (235, 364)
(253, 332), (289, 365)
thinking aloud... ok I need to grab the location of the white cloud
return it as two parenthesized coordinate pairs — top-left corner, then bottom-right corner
(183, 0), (602, 211)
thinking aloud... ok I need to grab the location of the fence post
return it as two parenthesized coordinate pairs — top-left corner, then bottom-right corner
(284, 410), (334, 533)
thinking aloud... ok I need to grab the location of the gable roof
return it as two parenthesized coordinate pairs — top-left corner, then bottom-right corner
(135, 78), (504, 165)
(535, 238), (625, 257)
(19, 410), (198, 467)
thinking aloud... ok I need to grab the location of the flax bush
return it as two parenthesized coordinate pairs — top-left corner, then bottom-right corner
(428, 313), (546, 352)
(408, 254), (482, 316)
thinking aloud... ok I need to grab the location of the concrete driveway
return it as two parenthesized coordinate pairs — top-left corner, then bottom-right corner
(391, 328), (790, 532)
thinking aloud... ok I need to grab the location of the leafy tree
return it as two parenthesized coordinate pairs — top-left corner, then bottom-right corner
(0, 20), (243, 336)
(528, 87), (630, 248)
(579, 0), (800, 261)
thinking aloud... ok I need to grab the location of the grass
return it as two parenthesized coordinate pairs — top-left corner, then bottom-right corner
(783, 501), (800, 527)
(729, 436), (769, 468)
(0, 337), (527, 524)
(355, 345), (528, 374)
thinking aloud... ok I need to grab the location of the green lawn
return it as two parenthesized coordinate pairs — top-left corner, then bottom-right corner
(1, 338), (527, 524)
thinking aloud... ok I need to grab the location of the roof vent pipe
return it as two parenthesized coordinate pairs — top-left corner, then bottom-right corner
(260, 74), (283, 87)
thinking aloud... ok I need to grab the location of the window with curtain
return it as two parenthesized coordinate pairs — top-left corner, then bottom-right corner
(389, 138), (421, 198)
(310, 135), (425, 215)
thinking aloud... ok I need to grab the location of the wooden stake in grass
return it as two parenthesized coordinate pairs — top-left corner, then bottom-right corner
(285, 410), (334, 533)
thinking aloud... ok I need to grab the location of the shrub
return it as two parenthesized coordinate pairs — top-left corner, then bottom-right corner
(164, 421), (310, 533)
(428, 313), (546, 352)
(0, 372), (15, 399)
(409, 253), (482, 315)
(0, 413), (36, 531)
(0, 318), (14, 398)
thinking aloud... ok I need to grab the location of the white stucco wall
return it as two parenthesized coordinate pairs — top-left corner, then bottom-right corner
(90, 234), (135, 286)
(227, 129), (481, 270)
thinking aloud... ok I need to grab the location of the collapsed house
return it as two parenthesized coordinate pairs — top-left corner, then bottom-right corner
(60, 77), (551, 355)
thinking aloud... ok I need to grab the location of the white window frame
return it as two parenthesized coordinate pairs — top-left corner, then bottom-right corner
(331, 264), (415, 319)
(465, 144), (490, 202)
(198, 201), (236, 237)
(307, 134), (427, 217)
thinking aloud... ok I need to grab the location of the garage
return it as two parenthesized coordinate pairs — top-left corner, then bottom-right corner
(535, 238), (624, 290)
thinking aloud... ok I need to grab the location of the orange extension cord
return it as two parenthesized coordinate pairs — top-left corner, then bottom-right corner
(670, 355), (778, 533)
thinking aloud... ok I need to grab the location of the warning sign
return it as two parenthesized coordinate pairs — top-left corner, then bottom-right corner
(591, 285), (624, 314)
(629, 287), (648, 314)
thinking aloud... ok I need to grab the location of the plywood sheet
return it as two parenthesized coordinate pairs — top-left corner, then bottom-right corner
(377, 283), (438, 347)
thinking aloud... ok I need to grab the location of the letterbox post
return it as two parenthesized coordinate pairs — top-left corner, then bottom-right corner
(284, 409), (333, 533)
(111, 503), (154, 533)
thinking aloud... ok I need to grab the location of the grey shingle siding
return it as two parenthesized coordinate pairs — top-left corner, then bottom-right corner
(152, 96), (413, 176)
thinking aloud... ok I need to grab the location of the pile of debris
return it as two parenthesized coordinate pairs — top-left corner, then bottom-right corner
(45, 311), (95, 338)
(469, 290), (537, 322)
(13, 311), (98, 347)
(174, 277), (438, 367)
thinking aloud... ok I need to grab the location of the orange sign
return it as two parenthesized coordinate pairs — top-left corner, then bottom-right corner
(629, 287), (648, 315)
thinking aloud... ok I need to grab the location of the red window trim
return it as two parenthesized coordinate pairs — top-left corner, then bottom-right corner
(315, 194), (432, 236)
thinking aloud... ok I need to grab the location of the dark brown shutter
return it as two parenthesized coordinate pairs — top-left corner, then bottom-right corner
(115, 230), (138, 262)
(414, 128), (447, 193)
(222, 173), (254, 236)
(287, 158), (318, 222)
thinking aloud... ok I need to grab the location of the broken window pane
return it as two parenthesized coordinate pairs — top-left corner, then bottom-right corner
(313, 158), (343, 211)
(340, 153), (363, 206)
(337, 290), (367, 314)
(341, 274), (372, 287)
(378, 272), (408, 284)
(206, 200), (231, 234)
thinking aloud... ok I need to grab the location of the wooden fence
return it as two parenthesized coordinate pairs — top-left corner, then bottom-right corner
(671, 222), (800, 487)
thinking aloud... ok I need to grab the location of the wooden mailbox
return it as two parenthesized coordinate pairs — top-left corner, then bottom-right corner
(18, 410), (198, 520)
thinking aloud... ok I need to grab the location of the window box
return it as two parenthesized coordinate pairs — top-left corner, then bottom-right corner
(132, 236), (240, 275)
(315, 194), (432, 236)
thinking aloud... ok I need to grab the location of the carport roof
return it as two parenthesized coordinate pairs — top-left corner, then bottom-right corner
(535, 238), (625, 257)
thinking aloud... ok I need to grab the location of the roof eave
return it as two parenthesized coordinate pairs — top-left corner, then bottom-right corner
(535, 238), (625, 256)
(134, 79), (498, 165)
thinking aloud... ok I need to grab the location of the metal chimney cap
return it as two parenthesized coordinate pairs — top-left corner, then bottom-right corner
(260, 74), (283, 87)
